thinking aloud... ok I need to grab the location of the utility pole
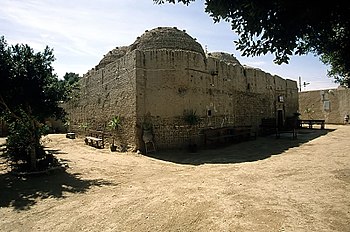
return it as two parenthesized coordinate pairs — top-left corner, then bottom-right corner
(299, 76), (310, 91)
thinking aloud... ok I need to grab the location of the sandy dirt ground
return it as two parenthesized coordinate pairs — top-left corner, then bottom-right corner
(0, 125), (350, 232)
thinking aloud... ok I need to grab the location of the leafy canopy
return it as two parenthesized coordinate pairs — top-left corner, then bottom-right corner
(59, 72), (81, 101)
(154, 0), (350, 86)
(0, 36), (71, 170)
(62, 72), (80, 86)
(0, 36), (68, 122)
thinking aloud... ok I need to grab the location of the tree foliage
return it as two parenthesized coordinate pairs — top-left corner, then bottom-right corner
(62, 72), (80, 86)
(154, 0), (350, 86)
(0, 36), (70, 171)
(108, 116), (122, 131)
(59, 72), (81, 101)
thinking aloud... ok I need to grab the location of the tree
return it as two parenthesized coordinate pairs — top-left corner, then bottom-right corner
(108, 116), (122, 151)
(154, 0), (350, 86)
(62, 72), (80, 86)
(0, 36), (69, 171)
(59, 72), (81, 100)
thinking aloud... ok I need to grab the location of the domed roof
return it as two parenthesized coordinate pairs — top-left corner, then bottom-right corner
(128, 27), (205, 55)
(96, 46), (128, 69)
(96, 27), (205, 69)
(208, 52), (241, 66)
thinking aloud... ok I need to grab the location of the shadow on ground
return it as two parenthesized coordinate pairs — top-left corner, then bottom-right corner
(0, 171), (116, 211)
(146, 128), (335, 165)
(0, 148), (117, 211)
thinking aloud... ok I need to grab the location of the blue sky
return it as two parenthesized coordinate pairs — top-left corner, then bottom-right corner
(0, 0), (339, 91)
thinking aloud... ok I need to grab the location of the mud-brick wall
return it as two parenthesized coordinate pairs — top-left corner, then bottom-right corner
(299, 87), (350, 124)
(136, 49), (208, 117)
(65, 51), (138, 150)
(135, 49), (211, 149)
(242, 68), (277, 121)
(285, 79), (299, 116)
(338, 88), (350, 122)
(135, 49), (298, 149)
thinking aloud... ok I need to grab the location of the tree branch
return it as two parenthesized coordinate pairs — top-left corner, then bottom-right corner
(0, 94), (22, 121)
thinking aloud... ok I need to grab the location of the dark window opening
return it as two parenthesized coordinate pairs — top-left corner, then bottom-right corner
(207, 109), (212, 117)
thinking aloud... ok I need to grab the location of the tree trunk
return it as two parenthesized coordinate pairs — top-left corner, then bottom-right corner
(30, 145), (37, 171)
(29, 118), (38, 171)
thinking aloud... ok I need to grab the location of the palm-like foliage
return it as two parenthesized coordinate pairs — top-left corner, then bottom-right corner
(108, 116), (122, 148)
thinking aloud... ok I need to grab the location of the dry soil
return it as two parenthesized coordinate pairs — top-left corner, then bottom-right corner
(0, 125), (349, 232)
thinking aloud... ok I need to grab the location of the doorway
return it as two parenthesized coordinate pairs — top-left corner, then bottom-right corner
(277, 110), (284, 129)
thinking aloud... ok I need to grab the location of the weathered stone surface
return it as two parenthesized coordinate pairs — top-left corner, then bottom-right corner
(65, 27), (298, 151)
(299, 87), (350, 124)
(208, 52), (241, 66)
(96, 46), (128, 70)
(128, 27), (204, 56)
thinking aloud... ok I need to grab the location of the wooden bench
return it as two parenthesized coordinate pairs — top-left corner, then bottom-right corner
(85, 130), (105, 149)
(276, 116), (298, 139)
(66, 132), (75, 139)
(202, 126), (254, 146)
(85, 136), (104, 149)
(259, 118), (278, 136)
(298, 119), (325, 129)
(204, 127), (234, 144)
(234, 126), (256, 140)
(260, 117), (298, 139)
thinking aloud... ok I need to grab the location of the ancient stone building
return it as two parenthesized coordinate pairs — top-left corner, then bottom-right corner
(65, 27), (298, 151)
(299, 87), (350, 124)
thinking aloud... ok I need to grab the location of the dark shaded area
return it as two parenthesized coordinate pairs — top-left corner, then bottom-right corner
(2, 148), (69, 173)
(0, 147), (116, 211)
(0, 170), (116, 211)
(146, 128), (335, 165)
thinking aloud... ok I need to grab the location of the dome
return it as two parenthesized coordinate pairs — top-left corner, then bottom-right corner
(96, 46), (128, 69)
(96, 27), (205, 70)
(208, 52), (241, 66)
(128, 27), (205, 55)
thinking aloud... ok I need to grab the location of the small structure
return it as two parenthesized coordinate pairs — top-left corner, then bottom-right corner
(66, 132), (76, 139)
(84, 130), (105, 149)
(65, 27), (298, 151)
(299, 87), (350, 124)
(298, 119), (325, 129)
